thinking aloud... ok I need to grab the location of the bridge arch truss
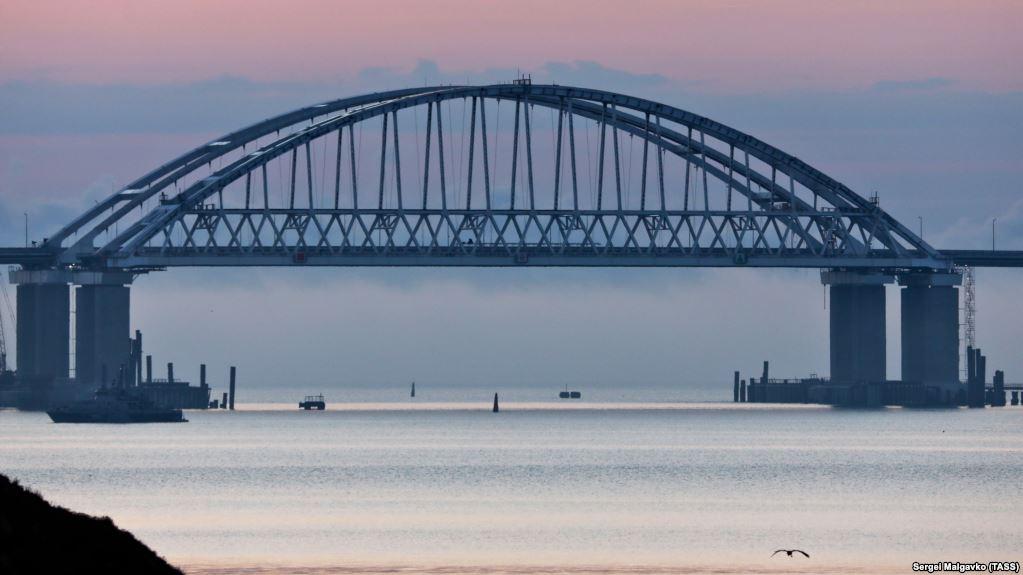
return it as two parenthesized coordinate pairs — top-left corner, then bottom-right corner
(48, 83), (947, 270)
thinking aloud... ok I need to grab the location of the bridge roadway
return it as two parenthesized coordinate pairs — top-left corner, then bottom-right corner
(936, 250), (1023, 268)
(3, 247), (1022, 268)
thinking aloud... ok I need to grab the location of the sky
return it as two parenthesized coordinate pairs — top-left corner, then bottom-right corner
(0, 0), (1021, 396)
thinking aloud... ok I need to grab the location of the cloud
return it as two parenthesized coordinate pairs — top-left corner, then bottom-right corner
(0, 75), (346, 135)
(870, 77), (958, 93)
(534, 60), (669, 88)
(930, 197), (1023, 250)
(0, 60), (672, 135)
(356, 59), (671, 91)
(0, 201), (84, 247)
(0, 196), (11, 244)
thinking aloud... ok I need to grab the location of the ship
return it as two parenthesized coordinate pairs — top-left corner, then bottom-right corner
(47, 387), (186, 423)
(558, 385), (582, 399)
(299, 394), (326, 410)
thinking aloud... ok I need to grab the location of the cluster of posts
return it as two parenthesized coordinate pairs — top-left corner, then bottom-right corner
(967, 346), (1010, 408)
(207, 366), (237, 410)
(118, 330), (235, 410)
(732, 361), (779, 403)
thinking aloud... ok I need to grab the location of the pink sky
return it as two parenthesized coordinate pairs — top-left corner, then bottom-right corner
(1, 0), (1020, 91)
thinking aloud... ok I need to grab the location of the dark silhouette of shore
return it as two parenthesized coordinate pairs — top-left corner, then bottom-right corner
(0, 473), (182, 575)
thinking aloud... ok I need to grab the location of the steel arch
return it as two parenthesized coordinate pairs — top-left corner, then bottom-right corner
(44, 83), (946, 271)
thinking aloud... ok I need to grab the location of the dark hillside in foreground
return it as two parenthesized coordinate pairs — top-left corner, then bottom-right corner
(0, 473), (182, 575)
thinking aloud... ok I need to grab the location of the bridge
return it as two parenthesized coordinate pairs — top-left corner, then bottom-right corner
(3, 82), (1019, 399)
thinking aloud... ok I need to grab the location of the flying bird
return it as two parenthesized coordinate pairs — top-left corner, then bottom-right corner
(772, 549), (810, 558)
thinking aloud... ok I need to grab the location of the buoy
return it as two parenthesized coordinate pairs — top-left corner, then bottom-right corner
(492, 393), (499, 413)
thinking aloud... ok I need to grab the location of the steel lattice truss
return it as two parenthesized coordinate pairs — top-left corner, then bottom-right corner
(49, 83), (948, 270)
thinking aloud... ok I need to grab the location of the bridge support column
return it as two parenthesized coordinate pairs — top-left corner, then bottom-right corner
(10, 271), (70, 383)
(74, 273), (134, 387)
(898, 272), (960, 389)
(821, 270), (893, 384)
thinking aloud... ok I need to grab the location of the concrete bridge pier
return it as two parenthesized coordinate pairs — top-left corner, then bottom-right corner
(10, 269), (134, 388)
(898, 271), (961, 390)
(821, 270), (893, 384)
(75, 272), (134, 387)
(10, 270), (70, 383)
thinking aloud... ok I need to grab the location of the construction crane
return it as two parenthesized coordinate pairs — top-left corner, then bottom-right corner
(963, 266), (976, 349)
(957, 265), (976, 381)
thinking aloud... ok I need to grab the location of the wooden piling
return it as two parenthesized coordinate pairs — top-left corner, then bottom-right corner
(134, 330), (143, 386)
(967, 347), (984, 408)
(993, 369), (1005, 407)
(977, 353), (986, 391)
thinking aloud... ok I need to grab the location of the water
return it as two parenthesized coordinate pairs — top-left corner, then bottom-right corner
(1, 400), (1020, 574)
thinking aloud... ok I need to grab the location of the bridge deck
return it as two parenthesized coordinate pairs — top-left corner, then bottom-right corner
(939, 250), (1023, 268)
(0, 247), (57, 267)
(3, 247), (1023, 269)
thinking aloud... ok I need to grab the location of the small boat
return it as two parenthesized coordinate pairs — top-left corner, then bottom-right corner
(299, 394), (326, 410)
(558, 385), (582, 399)
(48, 387), (186, 424)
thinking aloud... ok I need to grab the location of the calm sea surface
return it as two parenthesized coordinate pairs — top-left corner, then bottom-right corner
(1, 397), (1020, 574)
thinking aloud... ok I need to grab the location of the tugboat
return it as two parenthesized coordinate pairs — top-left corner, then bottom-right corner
(299, 394), (326, 410)
(48, 387), (186, 423)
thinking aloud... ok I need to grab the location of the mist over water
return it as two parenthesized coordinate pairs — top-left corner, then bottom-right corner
(2, 392), (1019, 574)
(233, 382), (730, 404)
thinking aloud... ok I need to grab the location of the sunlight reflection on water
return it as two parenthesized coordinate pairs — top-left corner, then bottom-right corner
(2, 402), (1019, 574)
